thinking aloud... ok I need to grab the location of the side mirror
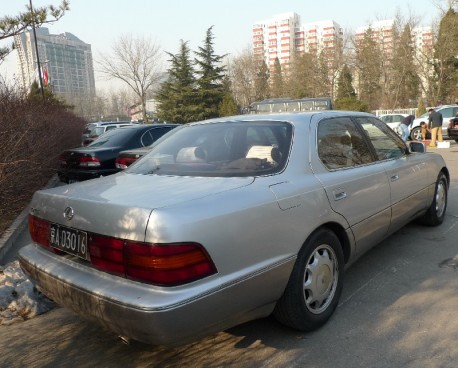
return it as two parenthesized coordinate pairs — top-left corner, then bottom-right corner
(407, 141), (426, 153)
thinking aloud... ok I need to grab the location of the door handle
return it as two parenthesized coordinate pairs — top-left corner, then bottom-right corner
(391, 175), (399, 182)
(333, 191), (347, 201)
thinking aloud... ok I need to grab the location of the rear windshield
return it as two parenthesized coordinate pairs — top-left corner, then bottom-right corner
(88, 127), (137, 147)
(127, 121), (292, 177)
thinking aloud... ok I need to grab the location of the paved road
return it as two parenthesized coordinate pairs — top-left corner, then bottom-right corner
(1, 143), (458, 368)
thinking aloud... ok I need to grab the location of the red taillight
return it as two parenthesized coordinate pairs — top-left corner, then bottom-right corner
(29, 214), (51, 249)
(115, 157), (137, 170)
(125, 242), (217, 285)
(89, 235), (125, 275)
(79, 156), (101, 167)
(89, 236), (216, 286)
(28, 216), (217, 286)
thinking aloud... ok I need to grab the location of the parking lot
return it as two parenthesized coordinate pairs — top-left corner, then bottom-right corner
(1, 142), (457, 368)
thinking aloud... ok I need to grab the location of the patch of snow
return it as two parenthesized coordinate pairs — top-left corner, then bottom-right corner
(0, 260), (55, 325)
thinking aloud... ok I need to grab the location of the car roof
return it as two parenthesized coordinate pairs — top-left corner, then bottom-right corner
(116, 123), (179, 130)
(86, 121), (133, 127)
(185, 110), (374, 127)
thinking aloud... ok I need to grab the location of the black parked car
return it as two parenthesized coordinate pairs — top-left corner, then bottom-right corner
(115, 146), (154, 170)
(58, 124), (178, 183)
(447, 114), (458, 143)
(115, 125), (183, 170)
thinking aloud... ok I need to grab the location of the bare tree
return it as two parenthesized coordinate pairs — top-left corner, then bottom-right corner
(226, 46), (258, 109)
(97, 34), (164, 122)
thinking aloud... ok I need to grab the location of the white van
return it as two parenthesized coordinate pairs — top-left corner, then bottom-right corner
(82, 121), (138, 146)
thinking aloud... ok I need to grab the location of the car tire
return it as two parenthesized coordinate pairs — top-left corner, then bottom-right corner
(273, 227), (344, 331)
(410, 126), (422, 141)
(418, 172), (448, 226)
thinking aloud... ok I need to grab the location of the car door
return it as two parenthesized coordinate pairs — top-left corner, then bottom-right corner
(311, 116), (392, 257)
(354, 116), (430, 233)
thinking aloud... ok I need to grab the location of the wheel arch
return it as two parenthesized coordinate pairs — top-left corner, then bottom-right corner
(441, 167), (450, 189)
(308, 222), (352, 265)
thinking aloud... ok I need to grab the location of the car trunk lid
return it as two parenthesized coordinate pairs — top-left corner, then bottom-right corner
(30, 173), (254, 241)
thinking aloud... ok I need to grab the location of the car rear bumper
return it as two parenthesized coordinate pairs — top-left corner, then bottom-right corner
(18, 244), (294, 346)
(447, 128), (458, 138)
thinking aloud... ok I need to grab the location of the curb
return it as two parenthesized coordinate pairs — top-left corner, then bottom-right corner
(0, 175), (61, 264)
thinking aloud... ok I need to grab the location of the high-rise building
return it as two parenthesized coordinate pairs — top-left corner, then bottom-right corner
(355, 20), (433, 61)
(14, 27), (95, 100)
(252, 13), (343, 73)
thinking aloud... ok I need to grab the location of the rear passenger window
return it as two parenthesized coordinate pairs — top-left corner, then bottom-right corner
(317, 117), (374, 170)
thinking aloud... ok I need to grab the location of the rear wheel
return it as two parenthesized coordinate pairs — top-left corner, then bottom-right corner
(410, 126), (422, 141)
(274, 228), (344, 331)
(419, 172), (448, 226)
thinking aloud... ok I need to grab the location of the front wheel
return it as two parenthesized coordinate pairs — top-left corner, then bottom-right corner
(274, 228), (344, 331)
(419, 172), (448, 226)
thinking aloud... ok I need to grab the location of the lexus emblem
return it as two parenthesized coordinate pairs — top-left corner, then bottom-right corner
(63, 207), (74, 220)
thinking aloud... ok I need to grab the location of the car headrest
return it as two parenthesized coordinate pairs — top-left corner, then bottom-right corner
(245, 145), (281, 163)
(176, 147), (207, 163)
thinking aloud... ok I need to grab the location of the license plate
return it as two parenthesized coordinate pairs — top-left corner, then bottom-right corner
(50, 223), (88, 260)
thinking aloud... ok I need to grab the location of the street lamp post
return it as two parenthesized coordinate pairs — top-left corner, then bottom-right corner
(29, 0), (45, 101)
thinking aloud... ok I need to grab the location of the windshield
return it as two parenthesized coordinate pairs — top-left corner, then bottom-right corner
(127, 121), (292, 177)
(88, 127), (137, 147)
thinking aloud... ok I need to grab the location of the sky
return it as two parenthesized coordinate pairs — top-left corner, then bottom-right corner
(0, 0), (448, 92)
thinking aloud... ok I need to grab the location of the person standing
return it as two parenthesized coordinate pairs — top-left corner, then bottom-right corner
(400, 114), (415, 142)
(428, 108), (443, 147)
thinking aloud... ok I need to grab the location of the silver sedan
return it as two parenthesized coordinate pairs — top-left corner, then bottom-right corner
(19, 111), (449, 346)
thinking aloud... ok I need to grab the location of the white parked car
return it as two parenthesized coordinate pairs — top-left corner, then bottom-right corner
(378, 113), (409, 136)
(410, 105), (458, 140)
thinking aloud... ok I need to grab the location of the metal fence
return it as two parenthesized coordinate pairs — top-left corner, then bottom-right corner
(374, 108), (418, 116)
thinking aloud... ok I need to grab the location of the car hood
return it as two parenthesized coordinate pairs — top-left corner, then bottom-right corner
(30, 173), (254, 241)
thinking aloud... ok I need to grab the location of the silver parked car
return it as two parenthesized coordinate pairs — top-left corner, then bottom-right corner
(19, 111), (449, 346)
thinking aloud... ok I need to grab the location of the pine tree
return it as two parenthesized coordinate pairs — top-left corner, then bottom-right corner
(284, 53), (314, 99)
(384, 23), (420, 108)
(194, 26), (227, 120)
(271, 58), (283, 98)
(155, 41), (198, 123)
(336, 64), (356, 100)
(334, 64), (367, 111)
(218, 76), (239, 116)
(254, 59), (270, 101)
(219, 93), (239, 116)
(355, 27), (383, 110)
(28, 81), (70, 107)
(433, 8), (458, 104)
(0, 1), (69, 63)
